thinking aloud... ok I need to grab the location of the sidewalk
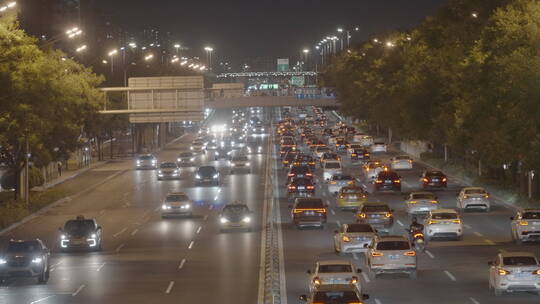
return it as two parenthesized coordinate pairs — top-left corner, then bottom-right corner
(32, 160), (110, 192)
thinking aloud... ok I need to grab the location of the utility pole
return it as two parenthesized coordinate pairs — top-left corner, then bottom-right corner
(24, 134), (29, 207)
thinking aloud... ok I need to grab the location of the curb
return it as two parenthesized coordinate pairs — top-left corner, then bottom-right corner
(33, 161), (111, 192)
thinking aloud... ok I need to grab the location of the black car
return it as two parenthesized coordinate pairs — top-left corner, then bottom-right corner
(291, 198), (327, 228)
(219, 203), (253, 232)
(351, 149), (370, 162)
(287, 177), (316, 198)
(0, 239), (51, 284)
(287, 165), (314, 183)
(374, 171), (402, 192)
(59, 216), (103, 251)
(195, 166), (220, 186)
(421, 170), (448, 189)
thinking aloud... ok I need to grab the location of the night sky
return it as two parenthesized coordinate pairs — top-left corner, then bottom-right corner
(103, 0), (449, 62)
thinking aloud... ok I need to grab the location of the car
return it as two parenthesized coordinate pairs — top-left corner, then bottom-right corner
(195, 166), (220, 186)
(336, 186), (368, 210)
(309, 139), (326, 150)
(293, 154), (316, 169)
(214, 146), (232, 160)
(190, 140), (206, 153)
(358, 135), (374, 147)
(314, 146), (331, 159)
(136, 154), (157, 169)
(299, 284), (369, 304)
(356, 202), (394, 232)
(291, 198), (327, 229)
(320, 152), (341, 164)
(205, 137), (219, 150)
(0, 239), (51, 284)
(390, 155), (413, 170)
(457, 187), (491, 212)
(363, 161), (385, 181)
(405, 192), (440, 216)
(488, 251), (540, 296)
(307, 260), (362, 292)
(420, 170), (448, 189)
(280, 146), (296, 158)
(334, 138), (348, 153)
(287, 165), (314, 183)
(288, 177), (316, 199)
(366, 235), (417, 279)
(350, 148), (370, 163)
(374, 171), (402, 192)
(327, 174), (357, 194)
(371, 142), (387, 153)
(246, 142), (263, 154)
(58, 216), (103, 251)
(219, 202), (253, 232)
(334, 223), (376, 254)
(161, 192), (193, 218)
(282, 150), (299, 168)
(157, 162), (181, 180)
(424, 209), (463, 240)
(230, 155), (250, 174)
(346, 143), (363, 155)
(322, 160), (342, 180)
(510, 209), (540, 244)
(177, 152), (196, 166)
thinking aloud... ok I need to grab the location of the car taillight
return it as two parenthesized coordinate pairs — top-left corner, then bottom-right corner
(307, 185), (315, 190)
(365, 153), (370, 156)
(288, 173), (294, 177)
(350, 276), (358, 284)
(358, 213), (366, 218)
(413, 233), (424, 238)
(293, 209), (302, 213)
(306, 173), (313, 176)
(431, 200), (438, 204)
(342, 235), (351, 242)
(313, 277), (321, 285)
(385, 212), (392, 218)
(428, 220), (438, 225)
(519, 220), (529, 226)
(288, 186), (296, 190)
(351, 153), (357, 157)
(371, 251), (384, 257)
(423, 178), (429, 183)
(533, 270), (540, 275)
(442, 177), (447, 182)
(394, 179), (401, 183)
(375, 179), (383, 184)
(404, 251), (416, 257)
(498, 269), (510, 276)
(452, 219), (461, 224)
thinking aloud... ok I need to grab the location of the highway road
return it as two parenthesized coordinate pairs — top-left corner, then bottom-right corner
(276, 108), (540, 304)
(0, 109), (268, 304)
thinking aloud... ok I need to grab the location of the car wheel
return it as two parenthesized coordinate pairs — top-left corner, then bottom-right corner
(409, 270), (417, 279)
(37, 270), (49, 284)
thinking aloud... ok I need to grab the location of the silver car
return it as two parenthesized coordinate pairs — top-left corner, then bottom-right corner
(190, 140), (205, 153)
(390, 155), (413, 170)
(334, 223), (376, 254)
(307, 260), (362, 293)
(405, 192), (440, 216)
(457, 187), (490, 212)
(177, 152), (196, 166)
(0, 239), (51, 284)
(327, 174), (356, 194)
(136, 154), (157, 169)
(424, 209), (463, 240)
(230, 155), (250, 173)
(356, 202), (394, 232)
(370, 142), (387, 153)
(157, 162), (180, 180)
(161, 192), (192, 218)
(489, 251), (540, 296)
(511, 209), (540, 244)
(366, 235), (417, 279)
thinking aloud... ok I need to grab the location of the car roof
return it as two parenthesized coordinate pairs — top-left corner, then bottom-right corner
(168, 192), (187, 196)
(376, 235), (408, 242)
(317, 260), (353, 266)
(431, 209), (457, 214)
(410, 191), (435, 196)
(363, 201), (388, 207)
(520, 208), (540, 212)
(463, 187), (485, 191)
(500, 251), (537, 258)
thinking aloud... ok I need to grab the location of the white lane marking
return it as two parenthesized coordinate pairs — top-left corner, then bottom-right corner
(331, 209), (336, 215)
(498, 248), (508, 254)
(178, 258), (186, 270)
(115, 243), (125, 253)
(361, 271), (371, 283)
(30, 295), (55, 304)
(444, 270), (457, 281)
(326, 199), (330, 205)
(96, 262), (106, 272)
(49, 261), (63, 269)
(464, 224), (472, 229)
(188, 241), (194, 249)
(375, 299), (382, 304)
(470, 297), (480, 304)
(485, 239), (495, 245)
(203, 215), (208, 221)
(165, 281), (175, 294)
(72, 284), (85, 296)
(396, 220), (404, 227)
(99, 209), (105, 215)
(154, 206), (160, 212)
(197, 226), (202, 234)
(425, 250), (435, 259)
(474, 231), (483, 237)
(113, 227), (127, 238)
(352, 253), (359, 260)
(214, 196), (218, 201)
(336, 220), (341, 227)
(131, 229), (138, 236)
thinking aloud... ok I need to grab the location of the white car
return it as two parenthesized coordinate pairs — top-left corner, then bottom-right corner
(191, 140), (205, 153)
(334, 223), (376, 254)
(322, 160), (342, 180)
(161, 192), (192, 218)
(314, 146), (331, 159)
(230, 155), (250, 173)
(327, 174), (357, 194)
(424, 209), (463, 241)
(510, 209), (540, 244)
(405, 192), (440, 216)
(307, 260), (362, 293)
(366, 235), (417, 279)
(489, 251), (540, 296)
(371, 142), (387, 153)
(457, 187), (490, 212)
(390, 155), (413, 170)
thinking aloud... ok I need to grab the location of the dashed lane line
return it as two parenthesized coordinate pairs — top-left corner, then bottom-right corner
(396, 220), (404, 227)
(470, 297), (480, 304)
(361, 272), (371, 283)
(96, 262), (106, 272)
(188, 241), (194, 249)
(203, 215), (208, 221)
(444, 270), (457, 281)
(425, 250), (435, 259)
(336, 220), (341, 227)
(352, 253), (359, 260)
(473, 231), (483, 237)
(197, 226), (202, 234)
(113, 227), (127, 238)
(165, 281), (175, 294)
(30, 295), (55, 304)
(375, 299), (382, 304)
(330, 209), (336, 215)
(72, 284), (85, 297)
(178, 258), (186, 270)
(115, 243), (125, 253)
(464, 224), (472, 229)
(131, 229), (138, 236)
(484, 239), (495, 245)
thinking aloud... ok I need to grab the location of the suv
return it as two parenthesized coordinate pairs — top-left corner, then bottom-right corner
(157, 162), (181, 180)
(288, 178), (316, 199)
(374, 171), (402, 192)
(307, 260), (363, 292)
(195, 166), (220, 186)
(59, 216), (103, 251)
(488, 251), (540, 296)
(420, 170), (448, 189)
(425, 209), (463, 240)
(0, 239), (51, 283)
(230, 155), (250, 173)
(291, 198), (328, 229)
(356, 202), (394, 232)
(299, 284), (369, 304)
(177, 152), (196, 166)
(219, 202), (253, 232)
(161, 192), (193, 218)
(334, 223), (376, 254)
(327, 174), (357, 194)
(457, 187), (490, 212)
(136, 154), (157, 169)
(511, 209), (540, 244)
(366, 235), (417, 279)
(287, 165), (314, 183)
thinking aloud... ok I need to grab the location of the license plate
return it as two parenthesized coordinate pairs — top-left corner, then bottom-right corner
(389, 255), (399, 260)
(298, 186), (305, 190)
(420, 207), (429, 211)
(348, 196), (358, 200)
(432, 178), (439, 182)
(385, 180), (392, 184)
(515, 272), (530, 278)
(305, 211), (315, 215)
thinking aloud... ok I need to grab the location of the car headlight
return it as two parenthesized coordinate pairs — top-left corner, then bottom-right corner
(220, 217), (229, 224)
(137, 160), (141, 164)
(152, 160), (157, 164)
(242, 217), (251, 223)
(213, 174), (219, 178)
(182, 204), (191, 209)
(0, 258), (6, 265)
(61, 234), (67, 239)
(246, 162), (250, 166)
(177, 158), (181, 162)
(190, 147), (194, 150)
(231, 163), (236, 167)
(32, 257), (43, 264)
(190, 158), (195, 161)
(162, 204), (170, 210)
(174, 170), (179, 173)
(195, 174), (201, 179)
(158, 170), (163, 174)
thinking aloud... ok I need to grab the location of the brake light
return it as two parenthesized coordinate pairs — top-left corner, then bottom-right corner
(533, 270), (540, 275)
(342, 235), (351, 242)
(313, 277), (321, 285)
(365, 153), (370, 156)
(288, 173), (294, 177)
(330, 181), (337, 184)
(350, 276), (358, 284)
(408, 200), (417, 204)
(404, 251), (416, 257)
(306, 173), (313, 176)
(358, 213), (366, 219)
(375, 179), (383, 184)
(307, 185), (315, 190)
(293, 209), (302, 213)
(428, 220), (438, 225)
(519, 220), (529, 226)
(422, 178), (429, 183)
(431, 200), (438, 204)
(288, 186), (296, 190)
(442, 177), (447, 182)
(371, 251), (384, 257)
(351, 153), (357, 157)
(452, 219), (461, 224)
(413, 233), (424, 238)
(339, 195), (345, 199)
(394, 179), (401, 183)
(498, 269), (510, 276)
(385, 212), (392, 218)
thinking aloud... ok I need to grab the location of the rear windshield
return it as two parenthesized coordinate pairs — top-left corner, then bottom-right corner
(180, 152), (193, 157)
(376, 241), (410, 250)
(318, 264), (352, 273)
(378, 172), (399, 179)
(342, 187), (363, 194)
(199, 167), (217, 174)
(347, 224), (373, 233)
(160, 163), (177, 168)
(6, 241), (41, 253)
(374, 142), (385, 145)
(64, 220), (95, 234)
(233, 156), (249, 162)
(166, 194), (189, 202)
(332, 175), (353, 181)
(412, 194), (435, 200)
(427, 171), (444, 176)
(317, 147), (330, 152)
(503, 256), (538, 266)
(464, 189), (486, 195)
(362, 205), (389, 213)
(431, 213), (457, 220)
(139, 155), (154, 160)
(522, 212), (540, 220)
(295, 199), (324, 209)
(325, 162), (341, 169)
(396, 156), (410, 160)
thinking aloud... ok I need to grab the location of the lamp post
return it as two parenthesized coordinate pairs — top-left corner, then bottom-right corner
(174, 44), (181, 55)
(337, 28), (344, 51)
(108, 49), (118, 75)
(302, 49), (309, 71)
(204, 47), (214, 71)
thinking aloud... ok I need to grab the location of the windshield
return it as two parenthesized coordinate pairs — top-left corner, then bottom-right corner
(465, 189), (486, 195)
(324, 162), (341, 169)
(333, 175), (353, 181)
(166, 194), (189, 202)
(223, 205), (249, 215)
(347, 224), (373, 233)
(139, 155), (154, 160)
(396, 156), (410, 160)
(342, 187), (363, 194)
(431, 213), (458, 220)
(412, 194), (435, 200)
(233, 156), (249, 162)
(522, 212), (540, 220)
(376, 241), (410, 250)
(318, 264), (352, 273)
(64, 220), (95, 234)
(199, 167), (217, 175)
(313, 291), (360, 302)
(180, 152), (193, 157)
(363, 205), (389, 213)
(160, 163), (177, 168)
(295, 199), (324, 209)
(6, 241), (41, 253)
(503, 256), (538, 266)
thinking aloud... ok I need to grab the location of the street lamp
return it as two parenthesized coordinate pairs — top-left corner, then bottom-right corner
(75, 45), (87, 52)
(108, 49), (118, 74)
(204, 46), (214, 71)
(0, 1), (16, 13)
(128, 42), (137, 49)
(174, 43), (181, 55)
(302, 49), (310, 71)
(471, 12), (478, 18)
(66, 27), (83, 39)
(144, 54), (154, 61)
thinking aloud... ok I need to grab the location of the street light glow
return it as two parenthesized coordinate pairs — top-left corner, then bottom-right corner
(0, 1), (16, 12)
(303, 49), (309, 54)
(204, 47), (214, 52)
(129, 42), (137, 48)
(76, 45), (87, 52)
(471, 12), (478, 18)
(144, 54), (154, 61)
(108, 49), (118, 56)
(174, 44), (181, 49)
(337, 28), (343, 33)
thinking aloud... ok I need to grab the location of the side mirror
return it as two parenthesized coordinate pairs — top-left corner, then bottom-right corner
(356, 268), (362, 273)
(362, 294), (370, 300)
(488, 261), (493, 266)
(299, 295), (307, 302)
(306, 270), (312, 274)
(97, 226), (102, 230)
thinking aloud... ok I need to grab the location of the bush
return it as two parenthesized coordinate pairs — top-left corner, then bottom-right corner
(0, 167), (45, 190)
